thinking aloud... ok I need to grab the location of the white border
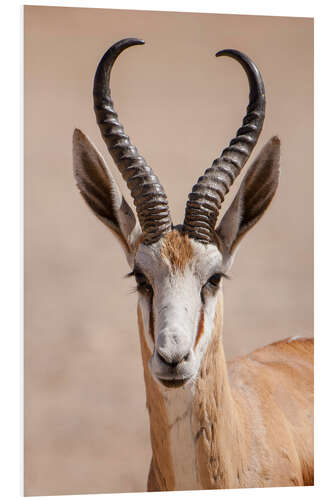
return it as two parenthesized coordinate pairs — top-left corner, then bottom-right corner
(1, 1), (331, 499)
(14, 0), (315, 17)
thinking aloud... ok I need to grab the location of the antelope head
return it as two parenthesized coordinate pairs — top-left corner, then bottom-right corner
(73, 39), (280, 390)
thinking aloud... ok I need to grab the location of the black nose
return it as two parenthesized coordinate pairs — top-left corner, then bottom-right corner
(156, 349), (190, 367)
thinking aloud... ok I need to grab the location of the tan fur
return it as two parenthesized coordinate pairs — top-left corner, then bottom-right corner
(160, 230), (194, 272)
(139, 294), (314, 491)
(192, 296), (313, 489)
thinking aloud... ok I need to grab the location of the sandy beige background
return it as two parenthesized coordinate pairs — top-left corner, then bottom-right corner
(24, 5), (313, 496)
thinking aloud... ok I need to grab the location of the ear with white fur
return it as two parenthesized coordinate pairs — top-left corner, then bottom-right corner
(73, 128), (141, 265)
(216, 136), (280, 270)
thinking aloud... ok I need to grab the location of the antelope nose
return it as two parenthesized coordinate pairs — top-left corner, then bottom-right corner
(156, 348), (191, 367)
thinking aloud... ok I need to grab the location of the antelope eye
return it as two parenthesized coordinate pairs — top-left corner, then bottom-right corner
(134, 272), (153, 294)
(206, 273), (223, 288)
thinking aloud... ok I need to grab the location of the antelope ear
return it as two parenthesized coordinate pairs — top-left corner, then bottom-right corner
(73, 128), (141, 266)
(216, 136), (280, 270)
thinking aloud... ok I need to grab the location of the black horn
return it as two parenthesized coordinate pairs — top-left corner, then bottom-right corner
(183, 49), (265, 243)
(93, 38), (172, 245)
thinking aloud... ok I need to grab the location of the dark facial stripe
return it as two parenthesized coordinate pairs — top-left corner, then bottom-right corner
(149, 301), (155, 342)
(194, 307), (205, 349)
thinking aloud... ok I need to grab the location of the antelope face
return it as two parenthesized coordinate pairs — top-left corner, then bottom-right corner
(73, 39), (280, 390)
(133, 231), (224, 388)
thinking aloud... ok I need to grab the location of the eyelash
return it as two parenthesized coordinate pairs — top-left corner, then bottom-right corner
(206, 273), (223, 287)
(200, 272), (228, 303)
(204, 272), (229, 289)
(128, 271), (153, 295)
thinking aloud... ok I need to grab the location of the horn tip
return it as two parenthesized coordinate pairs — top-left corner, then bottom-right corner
(215, 49), (236, 58)
(130, 38), (145, 46)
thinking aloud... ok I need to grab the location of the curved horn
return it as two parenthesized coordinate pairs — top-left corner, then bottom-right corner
(93, 38), (172, 245)
(183, 49), (265, 244)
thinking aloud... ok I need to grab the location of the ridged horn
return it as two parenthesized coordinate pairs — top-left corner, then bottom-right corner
(183, 49), (265, 243)
(93, 38), (172, 245)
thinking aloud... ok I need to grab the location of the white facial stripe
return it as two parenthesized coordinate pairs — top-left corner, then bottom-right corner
(153, 267), (201, 358)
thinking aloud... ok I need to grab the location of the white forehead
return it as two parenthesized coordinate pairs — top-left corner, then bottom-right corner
(189, 239), (223, 278)
(134, 233), (222, 282)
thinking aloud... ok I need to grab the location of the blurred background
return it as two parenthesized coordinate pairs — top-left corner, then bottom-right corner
(24, 6), (313, 496)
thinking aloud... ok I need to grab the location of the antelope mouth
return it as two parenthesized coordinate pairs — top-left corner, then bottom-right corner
(158, 377), (191, 389)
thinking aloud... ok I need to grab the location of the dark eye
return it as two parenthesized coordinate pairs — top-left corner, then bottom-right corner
(134, 272), (153, 294)
(206, 273), (223, 288)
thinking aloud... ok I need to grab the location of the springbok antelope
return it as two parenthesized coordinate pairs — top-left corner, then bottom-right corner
(73, 38), (313, 491)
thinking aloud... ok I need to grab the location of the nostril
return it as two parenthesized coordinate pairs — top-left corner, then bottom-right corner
(157, 350), (174, 366)
(156, 349), (191, 367)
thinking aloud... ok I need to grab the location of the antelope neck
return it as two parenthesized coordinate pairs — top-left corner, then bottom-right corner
(137, 295), (245, 491)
